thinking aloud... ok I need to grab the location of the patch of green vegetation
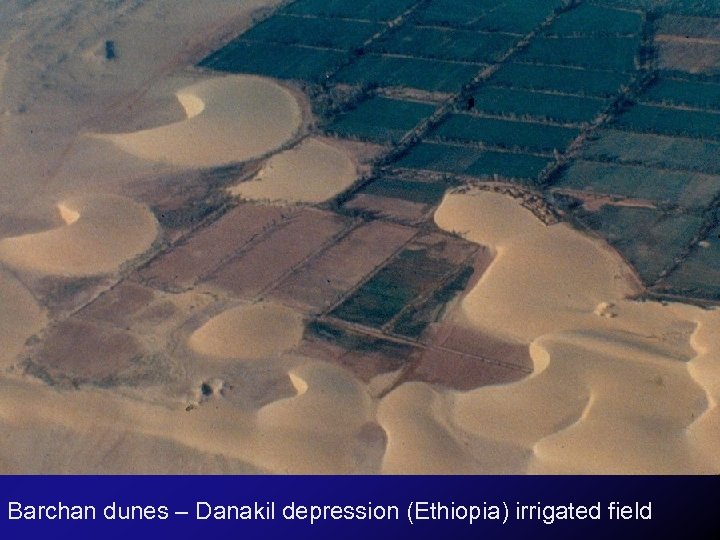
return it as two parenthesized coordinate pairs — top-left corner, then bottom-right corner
(392, 265), (475, 338)
(432, 114), (580, 153)
(665, 221), (720, 298)
(516, 36), (640, 71)
(464, 150), (552, 183)
(474, 0), (564, 34)
(360, 177), (451, 205)
(613, 103), (720, 139)
(471, 86), (607, 124)
(393, 142), (484, 173)
(327, 96), (435, 143)
(283, 0), (418, 21)
(575, 205), (703, 284)
(370, 24), (517, 63)
(306, 320), (412, 362)
(642, 77), (720, 111)
(545, 3), (643, 36)
(241, 15), (384, 50)
(556, 160), (720, 209)
(199, 40), (346, 81)
(490, 62), (630, 98)
(411, 0), (499, 29)
(331, 247), (455, 328)
(333, 54), (481, 93)
(582, 129), (720, 174)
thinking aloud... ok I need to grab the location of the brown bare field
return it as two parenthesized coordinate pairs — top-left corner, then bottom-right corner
(269, 220), (417, 311)
(344, 193), (430, 223)
(77, 281), (156, 327)
(32, 319), (143, 381)
(205, 208), (351, 299)
(656, 41), (720, 74)
(137, 204), (289, 290)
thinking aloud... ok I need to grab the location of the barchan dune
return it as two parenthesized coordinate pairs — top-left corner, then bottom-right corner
(378, 190), (720, 474)
(188, 302), (304, 359)
(0, 195), (157, 276)
(229, 137), (357, 203)
(94, 76), (302, 168)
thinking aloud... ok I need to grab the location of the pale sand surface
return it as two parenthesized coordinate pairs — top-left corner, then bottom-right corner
(229, 137), (358, 203)
(188, 302), (305, 359)
(0, 194), (158, 276)
(0, 270), (46, 367)
(377, 190), (720, 474)
(94, 75), (302, 168)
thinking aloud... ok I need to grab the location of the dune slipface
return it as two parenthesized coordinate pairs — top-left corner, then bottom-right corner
(229, 137), (357, 203)
(95, 75), (302, 168)
(0, 195), (158, 276)
(377, 190), (720, 474)
(188, 302), (304, 359)
(0, 270), (46, 367)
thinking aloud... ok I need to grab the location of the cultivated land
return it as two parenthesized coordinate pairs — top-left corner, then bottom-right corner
(1, 0), (720, 474)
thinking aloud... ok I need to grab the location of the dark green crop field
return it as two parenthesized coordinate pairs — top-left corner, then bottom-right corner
(490, 62), (631, 97)
(360, 177), (451, 206)
(517, 36), (641, 71)
(545, 3), (643, 36)
(431, 114), (580, 153)
(327, 96), (436, 144)
(471, 86), (608, 124)
(642, 78), (720, 111)
(613, 104), (720, 139)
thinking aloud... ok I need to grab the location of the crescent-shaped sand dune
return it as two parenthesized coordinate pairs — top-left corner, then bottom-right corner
(188, 302), (304, 359)
(376, 190), (720, 474)
(0, 194), (158, 276)
(229, 137), (358, 204)
(94, 75), (302, 168)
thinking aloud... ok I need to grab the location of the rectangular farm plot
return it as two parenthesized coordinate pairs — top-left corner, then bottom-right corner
(330, 233), (478, 329)
(517, 36), (640, 72)
(577, 205), (702, 284)
(393, 142), (485, 174)
(474, 0), (564, 34)
(327, 96), (435, 144)
(199, 40), (346, 82)
(369, 24), (517, 63)
(333, 54), (481, 93)
(431, 114), (580, 153)
(411, 0), (499, 29)
(470, 86), (608, 125)
(270, 220), (417, 311)
(464, 150), (552, 183)
(138, 204), (288, 291)
(283, 0), (418, 21)
(556, 160), (720, 210)
(613, 103), (720, 140)
(206, 209), (350, 299)
(642, 78), (720, 111)
(491, 62), (629, 98)
(666, 223), (720, 299)
(582, 129), (720, 175)
(545, 3), (642, 36)
(241, 15), (384, 50)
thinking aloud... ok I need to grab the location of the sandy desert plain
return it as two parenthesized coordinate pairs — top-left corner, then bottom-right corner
(0, 0), (720, 473)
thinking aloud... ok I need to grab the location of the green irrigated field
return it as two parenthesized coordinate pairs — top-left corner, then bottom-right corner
(198, 40), (346, 81)
(360, 177), (451, 206)
(327, 96), (436, 144)
(545, 3), (643, 36)
(613, 103), (720, 139)
(464, 150), (552, 183)
(490, 62), (631, 97)
(471, 86), (608, 124)
(393, 142), (484, 174)
(283, 0), (418, 21)
(517, 36), (640, 71)
(556, 160), (720, 209)
(240, 15), (383, 50)
(473, 0), (564, 34)
(582, 129), (720, 174)
(577, 205), (703, 284)
(369, 24), (517, 63)
(410, 0), (499, 29)
(642, 77), (720, 111)
(665, 222), (720, 298)
(332, 54), (481, 93)
(431, 114), (580, 153)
